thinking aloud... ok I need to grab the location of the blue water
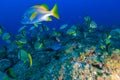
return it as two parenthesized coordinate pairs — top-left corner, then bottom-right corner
(0, 0), (120, 45)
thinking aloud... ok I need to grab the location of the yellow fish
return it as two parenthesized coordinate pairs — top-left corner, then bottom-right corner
(22, 4), (60, 24)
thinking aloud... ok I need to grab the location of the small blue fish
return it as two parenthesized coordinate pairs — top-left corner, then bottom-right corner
(21, 4), (60, 24)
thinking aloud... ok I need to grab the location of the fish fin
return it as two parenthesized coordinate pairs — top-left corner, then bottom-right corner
(32, 4), (49, 11)
(30, 12), (37, 19)
(28, 53), (32, 67)
(40, 4), (49, 11)
(46, 17), (52, 21)
(51, 4), (60, 19)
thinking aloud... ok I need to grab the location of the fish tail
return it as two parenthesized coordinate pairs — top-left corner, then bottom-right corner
(51, 4), (60, 19)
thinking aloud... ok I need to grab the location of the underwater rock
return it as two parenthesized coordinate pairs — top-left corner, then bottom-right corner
(110, 28), (120, 40)
(0, 47), (6, 59)
(83, 37), (98, 45)
(0, 71), (9, 80)
(50, 44), (62, 51)
(10, 61), (30, 79)
(7, 51), (19, 64)
(0, 14), (120, 80)
(0, 59), (11, 72)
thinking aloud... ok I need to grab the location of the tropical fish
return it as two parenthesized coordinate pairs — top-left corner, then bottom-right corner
(104, 38), (111, 45)
(29, 24), (39, 30)
(21, 4), (60, 24)
(59, 24), (68, 30)
(40, 24), (49, 31)
(84, 16), (92, 24)
(84, 16), (97, 29)
(45, 26), (49, 31)
(18, 49), (29, 63)
(66, 29), (77, 36)
(89, 21), (97, 28)
(18, 38), (27, 44)
(2, 32), (11, 40)
(34, 41), (43, 50)
(29, 26), (36, 31)
(18, 25), (27, 32)
(15, 40), (23, 48)
(18, 49), (32, 66)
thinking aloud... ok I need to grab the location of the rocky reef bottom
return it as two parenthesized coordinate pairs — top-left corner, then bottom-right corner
(0, 18), (120, 80)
